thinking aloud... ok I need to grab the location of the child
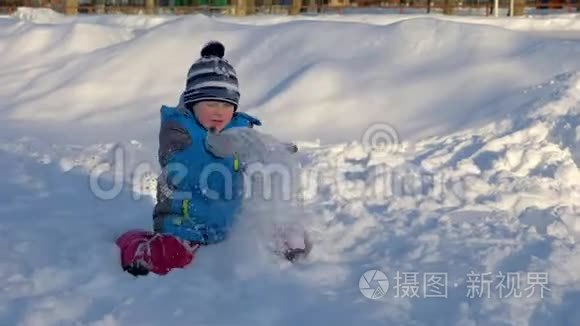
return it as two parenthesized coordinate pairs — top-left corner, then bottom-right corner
(116, 41), (309, 277)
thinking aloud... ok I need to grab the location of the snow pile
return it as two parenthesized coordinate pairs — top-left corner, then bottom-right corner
(223, 11), (580, 32)
(10, 7), (67, 24)
(3, 11), (580, 147)
(502, 13), (580, 31)
(1, 8), (580, 325)
(292, 71), (579, 324)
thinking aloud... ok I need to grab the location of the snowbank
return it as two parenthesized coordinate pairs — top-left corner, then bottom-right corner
(9, 7), (67, 24)
(2, 10), (580, 146)
(223, 11), (580, 31)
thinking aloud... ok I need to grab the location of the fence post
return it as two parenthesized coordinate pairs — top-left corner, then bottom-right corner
(290, 0), (302, 14)
(513, 0), (525, 15)
(236, 0), (247, 15)
(92, 0), (104, 14)
(246, 0), (256, 14)
(146, 0), (155, 14)
(264, 0), (272, 13)
(308, 0), (316, 12)
(443, 0), (456, 14)
(64, 0), (78, 15)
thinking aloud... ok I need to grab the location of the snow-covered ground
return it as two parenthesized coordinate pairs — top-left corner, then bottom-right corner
(1, 7), (579, 326)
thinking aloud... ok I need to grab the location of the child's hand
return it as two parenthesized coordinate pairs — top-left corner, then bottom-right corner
(206, 127), (265, 158)
(205, 127), (298, 160)
(205, 127), (236, 158)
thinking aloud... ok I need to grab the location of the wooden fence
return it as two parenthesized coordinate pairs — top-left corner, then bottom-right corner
(1, 0), (578, 15)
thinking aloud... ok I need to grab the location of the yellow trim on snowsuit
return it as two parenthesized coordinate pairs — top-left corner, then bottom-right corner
(234, 152), (239, 172)
(173, 199), (191, 225)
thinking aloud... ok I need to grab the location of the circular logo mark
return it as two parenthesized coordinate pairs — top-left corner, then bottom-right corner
(359, 269), (389, 300)
(361, 123), (400, 157)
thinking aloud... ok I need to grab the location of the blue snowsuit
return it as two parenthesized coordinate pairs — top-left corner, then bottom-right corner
(152, 101), (261, 245)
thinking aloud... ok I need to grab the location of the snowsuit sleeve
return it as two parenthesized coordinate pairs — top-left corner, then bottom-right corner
(158, 120), (192, 167)
(153, 112), (196, 230)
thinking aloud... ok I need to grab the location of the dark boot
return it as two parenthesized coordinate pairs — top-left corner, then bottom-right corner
(124, 261), (150, 277)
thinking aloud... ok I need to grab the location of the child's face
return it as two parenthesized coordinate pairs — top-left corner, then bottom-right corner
(193, 101), (235, 132)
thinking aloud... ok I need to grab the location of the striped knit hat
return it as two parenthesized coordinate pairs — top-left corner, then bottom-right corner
(182, 41), (240, 111)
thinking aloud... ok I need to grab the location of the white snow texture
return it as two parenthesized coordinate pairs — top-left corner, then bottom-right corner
(1, 7), (580, 326)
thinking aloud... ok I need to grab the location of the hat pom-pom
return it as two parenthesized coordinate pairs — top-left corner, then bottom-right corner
(201, 41), (225, 59)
